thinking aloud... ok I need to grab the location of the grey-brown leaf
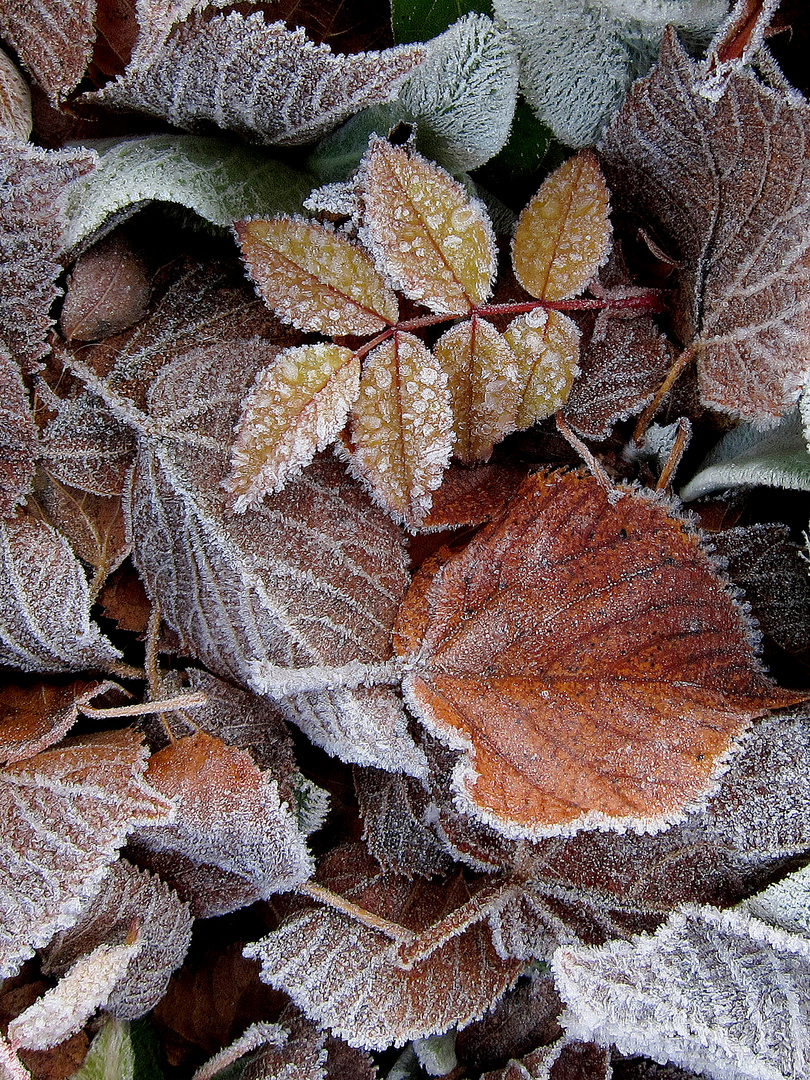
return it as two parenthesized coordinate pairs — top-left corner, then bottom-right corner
(0, 0), (95, 102)
(0, 343), (38, 515)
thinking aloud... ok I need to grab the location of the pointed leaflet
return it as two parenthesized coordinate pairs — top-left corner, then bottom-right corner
(235, 217), (398, 336)
(512, 150), (611, 302)
(395, 469), (797, 839)
(504, 309), (580, 430)
(88, 10), (424, 146)
(600, 28), (810, 423)
(0, 680), (113, 765)
(0, 343), (38, 515)
(0, 0), (95, 102)
(245, 845), (523, 1050)
(0, 728), (173, 979)
(553, 904), (810, 1079)
(360, 139), (497, 314)
(348, 332), (454, 528)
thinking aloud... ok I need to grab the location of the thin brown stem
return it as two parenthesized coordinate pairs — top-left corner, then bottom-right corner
(555, 413), (617, 499)
(655, 417), (692, 492)
(298, 882), (416, 945)
(79, 691), (208, 720)
(633, 344), (697, 444)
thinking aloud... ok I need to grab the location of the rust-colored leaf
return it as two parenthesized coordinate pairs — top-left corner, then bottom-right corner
(59, 232), (150, 343)
(395, 469), (799, 838)
(360, 139), (496, 314)
(0, 0), (96, 103)
(0, 680), (112, 765)
(235, 217), (398, 336)
(512, 150), (611, 302)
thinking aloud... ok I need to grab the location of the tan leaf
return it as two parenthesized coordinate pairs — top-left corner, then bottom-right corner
(504, 309), (580, 429)
(0, 47), (31, 140)
(0, 0), (95, 103)
(360, 139), (497, 314)
(0, 680), (113, 765)
(226, 344), (361, 510)
(33, 478), (129, 588)
(60, 233), (151, 343)
(0, 343), (38, 516)
(433, 317), (520, 464)
(348, 331), (454, 527)
(0, 728), (173, 979)
(395, 469), (799, 839)
(512, 150), (611, 302)
(235, 218), (398, 336)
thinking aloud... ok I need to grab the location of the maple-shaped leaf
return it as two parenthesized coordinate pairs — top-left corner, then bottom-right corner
(503, 309), (581, 430)
(0, 343), (38, 515)
(0, 514), (122, 672)
(360, 139), (497, 315)
(0, 136), (96, 369)
(511, 150), (611, 302)
(347, 331), (455, 527)
(553, 903), (810, 1079)
(129, 732), (314, 918)
(234, 217), (399, 336)
(394, 468), (797, 839)
(0, 727), (173, 979)
(0, 46), (31, 140)
(0, 680), (113, 765)
(600, 27), (810, 423)
(87, 9), (425, 145)
(245, 844), (523, 1050)
(42, 859), (192, 1020)
(0, 0), (95, 103)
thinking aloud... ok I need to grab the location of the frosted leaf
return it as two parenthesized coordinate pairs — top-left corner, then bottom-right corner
(360, 139), (497, 314)
(8, 939), (142, 1052)
(60, 233), (150, 343)
(746, 863), (810, 938)
(418, 462), (526, 533)
(0, 680), (113, 765)
(32, 480), (129, 588)
(192, 1022), (287, 1080)
(398, 14), (518, 173)
(69, 1018), (134, 1080)
(600, 27), (810, 423)
(0, 514), (121, 672)
(64, 135), (315, 251)
(87, 10), (425, 146)
(226, 344), (361, 510)
(480, 1039), (610, 1080)
(433, 318), (520, 464)
(553, 903), (810, 1079)
(234, 217), (398, 336)
(348, 332), (454, 527)
(0, 47), (31, 140)
(0, 137), (96, 369)
(0, 0), (95, 103)
(130, 732), (313, 918)
(42, 859), (192, 1019)
(0, 728), (173, 979)
(0, 343), (38, 515)
(511, 151), (611, 302)
(245, 846), (523, 1050)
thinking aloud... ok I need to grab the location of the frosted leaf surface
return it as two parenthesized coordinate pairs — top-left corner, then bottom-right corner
(512, 151), (611, 302)
(360, 139), (497, 314)
(87, 10), (425, 146)
(553, 903), (810, 1079)
(746, 863), (810, 938)
(395, 469), (796, 839)
(226, 344), (361, 510)
(433, 318), (520, 464)
(245, 845), (523, 1050)
(0, 137), (96, 369)
(0, 514), (121, 672)
(191, 1022), (286, 1080)
(59, 233), (151, 343)
(0, 728), (173, 979)
(349, 332), (454, 528)
(130, 732), (314, 918)
(398, 14), (518, 173)
(235, 217), (398, 336)
(600, 28), (810, 423)
(0, 47), (31, 140)
(0, 680), (112, 765)
(0, 0), (95, 103)
(504, 310), (580, 429)
(32, 479), (129, 588)
(419, 462), (525, 532)
(0, 343), (38, 515)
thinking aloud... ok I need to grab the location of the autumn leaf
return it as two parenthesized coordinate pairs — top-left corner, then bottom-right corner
(0, 680), (114, 765)
(394, 469), (798, 838)
(0, 0), (95, 103)
(0, 343), (38, 515)
(503, 308), (581, 430)
(0, 46), (31, 140)
(59, 232), (150, 343)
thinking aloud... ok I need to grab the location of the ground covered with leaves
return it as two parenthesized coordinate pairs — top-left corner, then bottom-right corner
(3, 0), (810, 1078)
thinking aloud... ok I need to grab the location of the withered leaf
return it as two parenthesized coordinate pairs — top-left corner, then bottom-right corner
(0, 728), (173, 979)
(0, 0), (95, 103)
(600, 28), (810, 423)
(360, 139), (497, 314)
(0, 680), (113, 765)
(418, 462), (526, 533)
(0, 343), (38, 515)
(503, 309), (581, 431)
(59, 232), (150, 343)
(395, 469), (796, 839)
(0, 46), (31, 140)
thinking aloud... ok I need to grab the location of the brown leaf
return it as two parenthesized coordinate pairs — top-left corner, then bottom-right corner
(417, 462), (526, 533)
(59, 232), (150, 343)
(0, 680), (112, 765)
(456, 974), (563, 1072)
(0, 0), (96, 102)
(0, 47), (31, 139)
(599, 28), (810, 422)
(0, 343), (38, 515)
(32, 478), (128, 588)
(395, 469), (798, 838)
(0, 728), (173, 979)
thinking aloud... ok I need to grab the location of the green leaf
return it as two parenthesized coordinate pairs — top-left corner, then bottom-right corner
(64, 135), (316, 250)
(472, 99), (567, 210)
(391, 0), (492, 45)
(69, 1019), (134, 1080)
(307, 103), (410, 184)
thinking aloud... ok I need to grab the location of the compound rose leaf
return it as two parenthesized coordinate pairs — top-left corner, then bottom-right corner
(553, 904), (810, 1079)
(235, 217), (399, 336)
(395, 469), (798, 839)
(0, 343), (38, 515)
(0, 680), (113, 765)
(600, 28), (810, 423)
(512, 150), (611, 302)
(360, 139), (497, 314)
(348, 331), (455, 528)
(504, 309), (580, 430)
(0, 0), (95, 103)
(226, 344), (361, 511)
(87, 10), (424, 146)
(0, 728), (173, 979)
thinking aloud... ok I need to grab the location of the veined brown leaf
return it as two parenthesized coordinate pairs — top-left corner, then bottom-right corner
(395, 469), (798, 839)
(0, 46), (31, 139)
(235, 217), (398, 336)
(60, 232), (151, 343)
(504, 309), (580, 429)
(360, 139), (497, 314)
(0, 0), (95, 103)
(0, 343), (38, 515)
(512, 150), (611, 302)
(0, 680), (113, 765)
(226, 343), (361, 510)
(348, 331), (455, 528)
